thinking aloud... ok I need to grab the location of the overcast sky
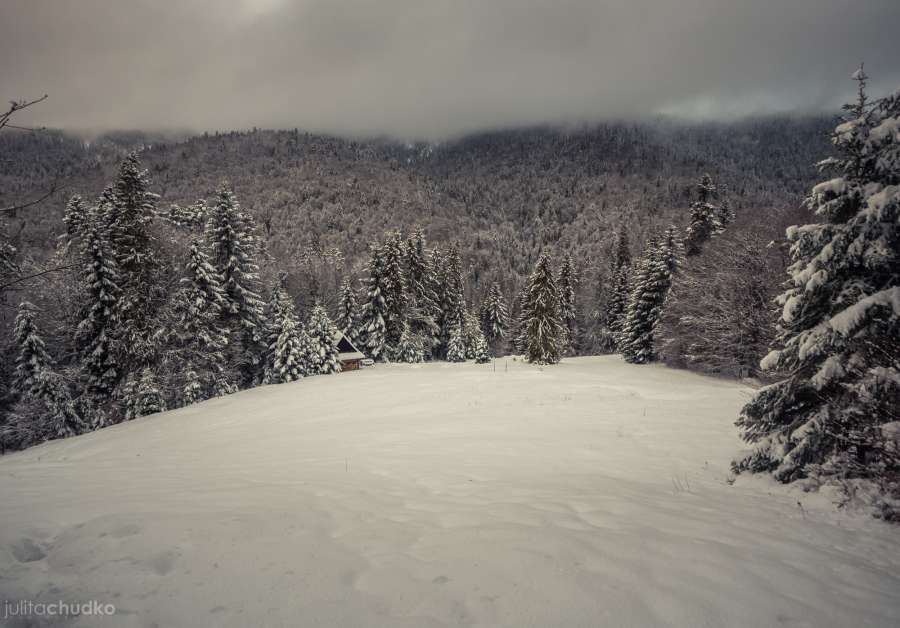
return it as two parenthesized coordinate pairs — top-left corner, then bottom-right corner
(3, 0), (898, 140)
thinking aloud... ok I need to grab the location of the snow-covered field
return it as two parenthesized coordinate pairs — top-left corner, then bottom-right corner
(1, 356), (898, 627)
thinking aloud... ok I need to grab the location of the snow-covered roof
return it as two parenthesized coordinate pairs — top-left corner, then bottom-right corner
(333, 331), (365, 360)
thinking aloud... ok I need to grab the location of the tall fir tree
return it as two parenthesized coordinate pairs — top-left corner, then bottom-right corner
(336, 277), (361, 344)
(13, 302), (83, 439)
(170, 240), (233, 404)
(734, 73), (900, 499)
(205, 185), (267, 384)
(602, 226), (632, 350)
(684, 174), (726, 256)
(264, 278), (307, 383)
(307, 304), (342, 375)
(446, 324), (467, 362)
(557, 254), (578, 355)
(481, 282), (509, 352)
(395, 321), (425, 364)
(359, 244), (389, 360)
(619, 227), (681, 364)
(382, 231), (408, 348)
(522, 253), (565, 364)
(75, 210), (122, 399)
(107, 153), (164, 373)
(437, 245), (466, 357)
(404, 229), (441, 356)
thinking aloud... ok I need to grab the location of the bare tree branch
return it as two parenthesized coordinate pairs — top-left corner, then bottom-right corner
(0, 263), (77, 292)
(0, 94), (48, 132)
(0, 185), (58, 215)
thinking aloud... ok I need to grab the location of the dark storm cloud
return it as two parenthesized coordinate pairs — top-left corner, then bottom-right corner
(2, 0), (898, 139)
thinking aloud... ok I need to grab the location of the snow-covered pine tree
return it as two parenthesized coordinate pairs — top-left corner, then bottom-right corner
(473, 328), (491, 364)
(734, 74), (900, 506)
(61, 194), (87, 243)
(359, 243), (389, 361)
(75, 210), (123, 398)
(382, 231), (408, 347)
(462, 310), (481, 359)
(336, 277), (361, 345)
(684, 174), (722, 257)
(126, 368), (167, 419)
(481, 282), (509, 352)
(205, 185), (267, 385)
(307, 304), (342, 375)
(558, 254), (578, 355)
(12, 301), (85, 440)
(13, 302), (53, 395)
(395, 321), (425, 363)
(438, 245), (466, 357)
(264, 277), (307, 383)
(107, 153), (164, 372)
(170, 240), (233, 404)
(511, 286), (529, 354)
(619, 227), (681, 364)
(404, 229), (441, 356)
(522, 253), (565, 364)
(602, 227), (631, 349)
(446, 324), (467, 362)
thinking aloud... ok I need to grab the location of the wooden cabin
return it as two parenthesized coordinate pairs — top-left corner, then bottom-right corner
(334, 332), (366, 371)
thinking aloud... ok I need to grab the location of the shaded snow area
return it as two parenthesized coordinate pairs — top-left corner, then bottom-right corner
(1, 357), (899, 627)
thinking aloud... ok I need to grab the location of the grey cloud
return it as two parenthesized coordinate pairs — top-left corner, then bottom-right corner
(2, 0), (898, 140)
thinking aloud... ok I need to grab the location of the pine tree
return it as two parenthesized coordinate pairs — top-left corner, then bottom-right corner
(395, 321), (425, 363)
(382, 231), (408, 346)
(437, 245), (466, 357)
(473, 329), (491, 364)
(446, 324), (467, 362)
(512, 285), (530, 354)
(61, 194), (87, 243)
(602, 227), (632, 349)
(75, 211), (122, 398)
(359, 243), (389, 360)
(126, 368), (166, 419)
(684, 174), (724, 256)
(336, 277), (361, 344)
(734, 74), (900, 500)
(205, 185), (267, 384)
(13, 302), (53, 395)
(619, 227), (681, 364)
(558, 254), (578, 354)
(308, 304), (342, 374)
(404, 229), (441, 356)
(462, 310), (481, 359)
(107, 153), (164, 372)
(264, 277), (306, 383)
(481, 282), (509, 352)
(12, 302), (85, 439)
(170, 240), (233, 404)
(522, 253), (565, 364)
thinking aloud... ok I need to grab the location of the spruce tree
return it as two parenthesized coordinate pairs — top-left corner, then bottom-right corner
(684, 174), (725, 256)
(75, 211), (122, 398)
(308, 304), (342, 375)
(126, 368), (166, 419)
(462, 310), (481, 359)
(404, 229), (441, 355)
(438, 245), (466, 357)
(446, 324), (467, 362)
(522, 253), (565, 364)
(734, 74), (900, 497)
(13, 302), (53, 395)
(602, 227), (632, 349)
(13, 302), (84, 439)
(481, 282), (509, 351)
(359, 243), (389, 360)
(558, 254), (578, 354)
(473, 329), (491, 364)
(107, 153), (163, 372)
(170, 240), (233, 404)
(336, 277), (361, 344)
(395, 321), (425, 363)
(264, 277), (306, 383)
(382, 231), (408, 347)
(205, 185), (267, 384)
(619, 227), (681, 364)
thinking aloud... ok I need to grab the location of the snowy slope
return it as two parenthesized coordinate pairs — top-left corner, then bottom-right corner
(0, 357), (898, 627)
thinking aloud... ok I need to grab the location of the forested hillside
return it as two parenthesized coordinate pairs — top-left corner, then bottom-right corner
(1, 117), (829, 319)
